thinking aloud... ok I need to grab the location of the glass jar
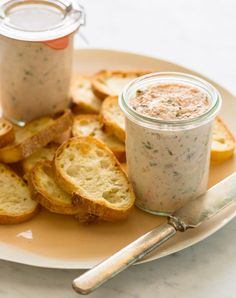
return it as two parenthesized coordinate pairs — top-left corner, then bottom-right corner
(0, 0), (85, 125)
(119, 72), (222, 216)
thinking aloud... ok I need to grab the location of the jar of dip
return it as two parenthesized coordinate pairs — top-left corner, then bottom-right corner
(119, 72), (222, 216)
(0, 0), (85, 125)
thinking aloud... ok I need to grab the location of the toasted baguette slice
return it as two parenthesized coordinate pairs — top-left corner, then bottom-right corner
(0, 118), (15, 148)
(72, 115), (126, 162)
(22, 144), (58, 173)
(53, 127), (72, 145)
(0, 163), (39, 224)
(101, 96), (125, 142)
(53, 136), (135, 221)
(29, 161), (81, 215)
(92, 70), (150, 99)
(0, 110), (72, 163)
(211, 117), (235, 163)
(71, 76), (102, 114)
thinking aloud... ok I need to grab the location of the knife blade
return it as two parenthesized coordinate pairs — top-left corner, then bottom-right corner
(72, 172), (236, 295)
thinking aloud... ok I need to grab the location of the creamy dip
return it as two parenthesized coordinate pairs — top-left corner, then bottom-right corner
(0, 0), (84, 124)
(122, 80), (219, 215)
(0, 36), (73, 123)
(130, 83), (210, 120)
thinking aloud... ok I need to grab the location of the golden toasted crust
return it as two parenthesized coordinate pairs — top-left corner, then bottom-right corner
(72, 114), (126, 162)
(71, 76), (102, 114)
(211, 117), (236, 163)
(0, 110), (73, 163)
(72, 194), (133, 221)
(101, 96), (126, 142)
(28, 161), (81, 215)
(53, 128), (72, 145)
(0, 118), (15, 148)
(0, 206), (40, 225)
(0, 163), (40, 224)
(92, 70), (151, 99)
(22, 144), (58, 173)
(53, 136), (135, 221)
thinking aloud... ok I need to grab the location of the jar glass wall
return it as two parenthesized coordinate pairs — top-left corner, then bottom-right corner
(119, 72), (222, 216)
(0, 0), (85, 125)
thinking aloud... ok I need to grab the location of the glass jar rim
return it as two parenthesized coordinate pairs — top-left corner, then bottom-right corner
(0, 0), (85, 41)
(119, 72), (222, 130)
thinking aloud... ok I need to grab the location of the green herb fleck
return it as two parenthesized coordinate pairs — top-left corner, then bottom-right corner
(167, 149), (173, 156)
(200, 210), (209, 221)
(136, 89), (143, 96)
(142, 141), (152, 150)
(149, 161), (157, 167)
(24, 69), (33, 76)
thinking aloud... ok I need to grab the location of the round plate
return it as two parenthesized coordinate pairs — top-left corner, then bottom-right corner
(0, 48), (235, 269)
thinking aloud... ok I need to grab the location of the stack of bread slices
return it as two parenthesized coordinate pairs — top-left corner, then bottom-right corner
(0, 70), (235, 225)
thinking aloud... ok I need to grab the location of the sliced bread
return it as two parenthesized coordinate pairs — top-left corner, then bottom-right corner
(53, 136), (135, 221)
(29, 161), (80, 215)
(22, 143), (58, 173)
(0, 109), (73, 163)
(0, 163), (39, 224)
(92, 70), (150, 99)
(211, 117), (235, 163)
(29, 161), (97, 223)
(72, 115), (126, 162)
(101, 96), (126, 142)
(71, 76), (102, 114)
(0, 118), (15, 148)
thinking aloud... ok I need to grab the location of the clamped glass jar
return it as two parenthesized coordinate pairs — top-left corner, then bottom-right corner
(0, 0), (85, 124)
(119, 72), (222, 216)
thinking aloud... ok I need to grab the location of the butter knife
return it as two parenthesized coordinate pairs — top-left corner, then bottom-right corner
(73, 172), (236, 295)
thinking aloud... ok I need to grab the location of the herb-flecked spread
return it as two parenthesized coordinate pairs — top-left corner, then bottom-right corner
(130, 83), (210, 120)
(0, 36), (73, 123)
(126, 82), (213, 214)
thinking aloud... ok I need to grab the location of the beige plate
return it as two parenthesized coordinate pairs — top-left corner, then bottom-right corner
(0, 49), (236, 269)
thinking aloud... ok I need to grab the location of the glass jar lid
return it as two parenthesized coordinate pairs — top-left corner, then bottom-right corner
(0, 0), (85, 41)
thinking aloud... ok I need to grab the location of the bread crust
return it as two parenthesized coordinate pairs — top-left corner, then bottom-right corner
(0, 205), (40, 224)
(0, 110), (73, 163)
(71, 76), (102, 114)
(72, 193), (133, 221)
(101, 96), (126, 142)
(92, 70), (150, 99)
(29, 160), (80, 215)
(211, 117), (236, 163)
(0, 118), (15, 148)
(21, 143), (58, 174)
(53, 136), (135, 221)
(72, 114), (126, 162)
(0, 163), (40, 224)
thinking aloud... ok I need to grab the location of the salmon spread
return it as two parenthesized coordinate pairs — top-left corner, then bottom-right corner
(120, 77), (221, 215)
(130, 83), (210, 120)
(0, 36), (73, 124)
(0, 0), (85, 124)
